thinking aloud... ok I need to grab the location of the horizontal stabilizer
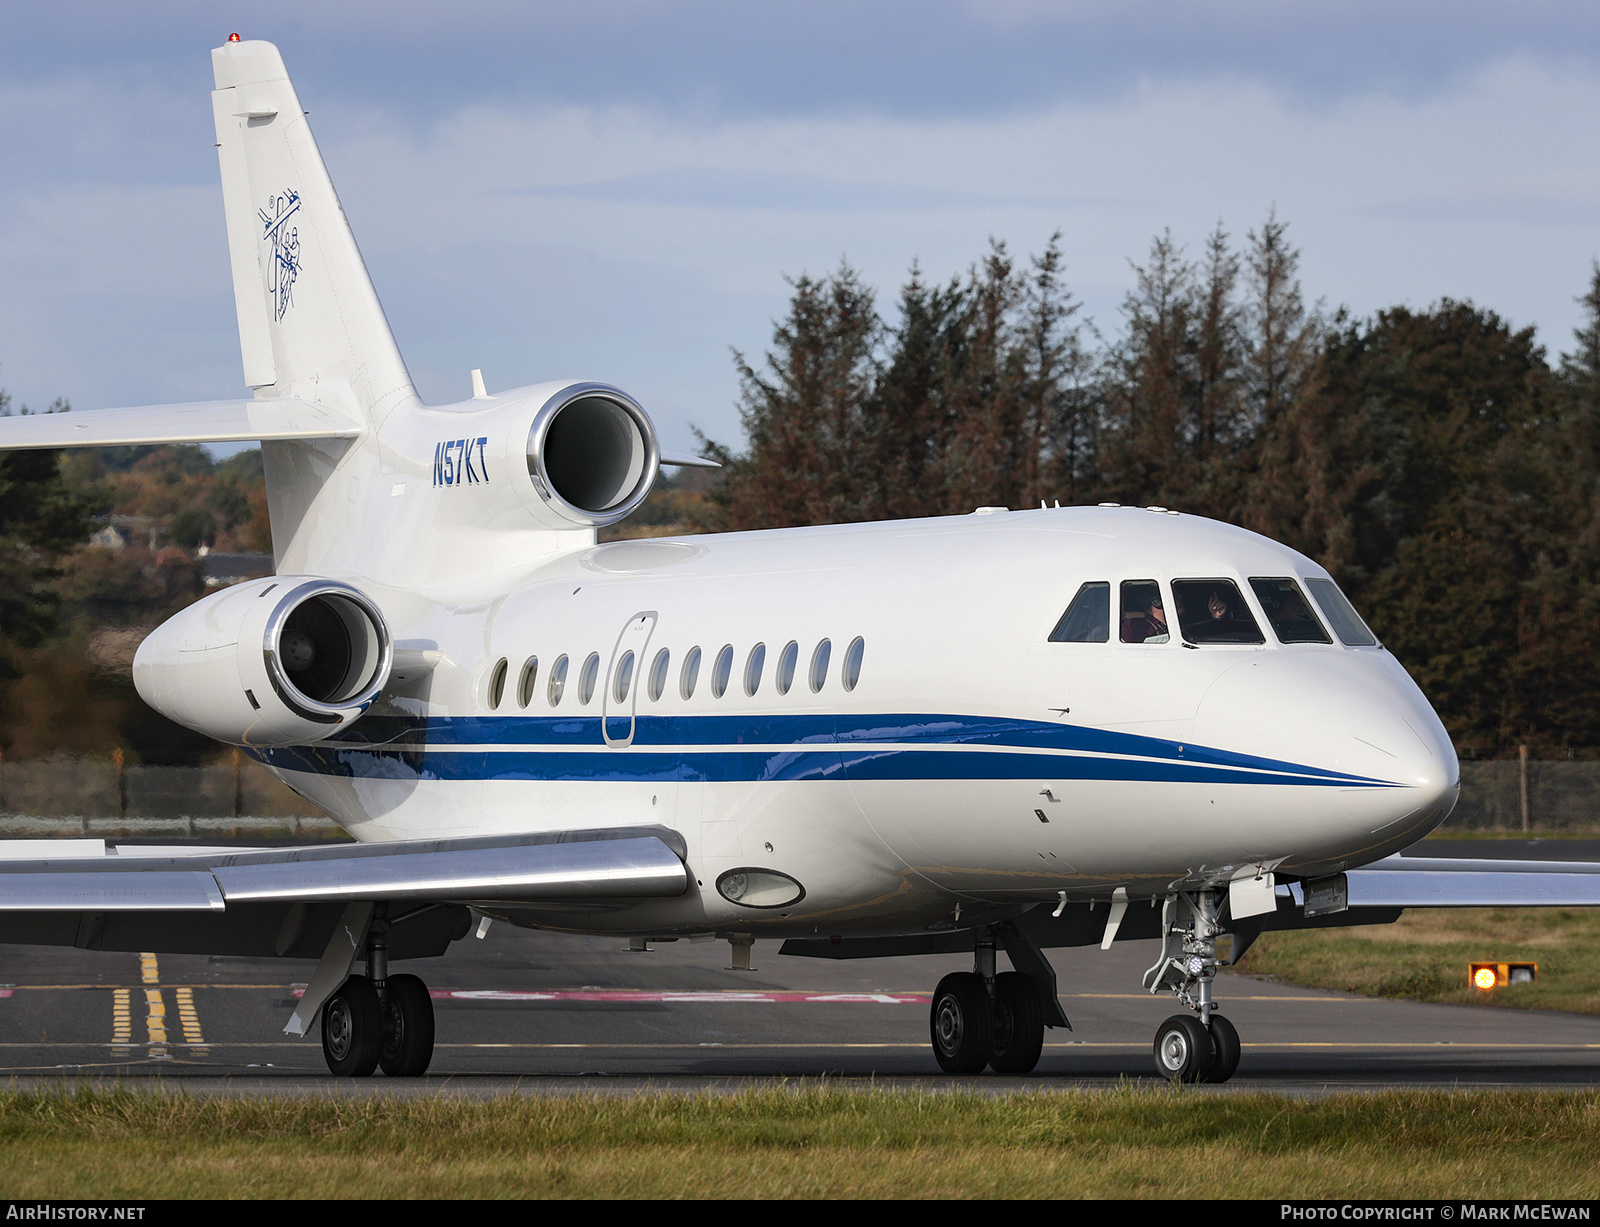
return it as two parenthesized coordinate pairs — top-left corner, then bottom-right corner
(0, 398), (361, 452)
(0, 827), (688, 912)
(1345, 854), (1600, 908)
(660, 450), (721, 469)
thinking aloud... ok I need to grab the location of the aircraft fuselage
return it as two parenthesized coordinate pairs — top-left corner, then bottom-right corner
(248, 503), (1458, 940)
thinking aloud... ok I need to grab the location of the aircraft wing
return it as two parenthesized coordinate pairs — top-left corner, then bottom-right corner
(0, 827), (689, 913)
(1341, 854), (1600, 908)
(0, 398), (362, 451)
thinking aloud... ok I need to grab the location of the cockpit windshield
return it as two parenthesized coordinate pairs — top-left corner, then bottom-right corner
(1171, 579), (1265, 645)
(1249, 577), (1331, 644)
(1050, 581), (1110, 642)
(1305, 577), (1379, 646)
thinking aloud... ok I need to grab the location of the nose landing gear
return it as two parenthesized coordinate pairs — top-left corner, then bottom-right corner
(1144, 890), (1244, 1083)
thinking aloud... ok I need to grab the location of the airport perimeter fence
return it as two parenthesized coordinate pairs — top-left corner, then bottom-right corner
(0, 753), (1595, 838)
(0, 753), (340, 840)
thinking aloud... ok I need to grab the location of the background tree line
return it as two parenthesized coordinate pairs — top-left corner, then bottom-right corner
(4, 214), (1600, 761)
(0, 392), (270, 763)
(698, 217), (1600, 758)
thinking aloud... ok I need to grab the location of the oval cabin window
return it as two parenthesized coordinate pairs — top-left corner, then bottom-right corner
(842, 637), (864, 691)
(776, 640), (798, 695)
(809, 639), (831, 693)
(648, 648), (670, 701)
(680, 646), (702, 699)
(613, 650), (635, 703)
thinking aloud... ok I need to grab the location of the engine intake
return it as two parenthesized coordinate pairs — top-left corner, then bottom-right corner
(134, 577), (392, 746)
(526, 385), (658, 527)
(264, 584), (391, 722)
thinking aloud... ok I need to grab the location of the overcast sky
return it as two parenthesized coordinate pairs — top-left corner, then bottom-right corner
(2, 2), (1598, 454)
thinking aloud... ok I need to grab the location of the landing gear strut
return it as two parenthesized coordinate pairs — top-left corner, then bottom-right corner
(928, 926), (1064, 1075)
(317, 908), (436, 1078)
(1143, 890), (1242, 1083)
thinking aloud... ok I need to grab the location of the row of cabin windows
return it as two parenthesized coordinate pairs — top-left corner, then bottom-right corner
(1049, 576), (1377, 648)
(484, 636), (866, 711)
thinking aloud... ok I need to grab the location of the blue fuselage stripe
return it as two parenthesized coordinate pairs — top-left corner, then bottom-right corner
(249, 712), (1399, 789)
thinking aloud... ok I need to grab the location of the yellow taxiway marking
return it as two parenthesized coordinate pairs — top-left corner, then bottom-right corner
(174, 986), (206, 1051)
(110, 988), (132, 1057)
(144, 988), (168, 1056)
(140, 954), (170, 1058)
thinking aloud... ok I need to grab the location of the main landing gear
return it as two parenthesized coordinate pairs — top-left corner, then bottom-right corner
(928, 925), (1067, 1075)
(320, 910), (436, 1077)
(1143, 890), (1243, 1084)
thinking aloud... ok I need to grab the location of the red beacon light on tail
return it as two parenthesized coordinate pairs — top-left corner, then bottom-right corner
(227, 33), (241, 42)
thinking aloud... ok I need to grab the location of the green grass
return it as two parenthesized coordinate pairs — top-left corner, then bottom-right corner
(2, 1085), (1599, 1198)
(1231, 907), (1600, 1014)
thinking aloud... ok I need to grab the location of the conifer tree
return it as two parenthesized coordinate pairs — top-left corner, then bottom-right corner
(701, 265), (880, 529)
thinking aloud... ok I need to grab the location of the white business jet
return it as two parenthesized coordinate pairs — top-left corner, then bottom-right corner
(1, 38), (1596, 1083)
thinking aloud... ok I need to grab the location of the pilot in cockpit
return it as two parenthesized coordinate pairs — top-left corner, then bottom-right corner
(1121, 581), (1170, 644)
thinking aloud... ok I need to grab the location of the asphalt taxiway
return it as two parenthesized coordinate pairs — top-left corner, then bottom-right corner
(0, 840), (1595, 1095)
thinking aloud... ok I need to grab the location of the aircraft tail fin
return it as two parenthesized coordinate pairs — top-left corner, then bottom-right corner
(211, 39), (415, 423)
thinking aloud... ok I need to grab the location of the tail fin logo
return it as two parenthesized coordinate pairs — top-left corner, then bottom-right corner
(259, 189), (302, 321)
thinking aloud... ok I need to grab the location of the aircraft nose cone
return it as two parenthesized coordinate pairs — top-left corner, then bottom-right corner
(1193, 651), (1459, 855)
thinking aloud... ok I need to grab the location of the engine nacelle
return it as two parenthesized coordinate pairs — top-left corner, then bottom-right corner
(133, 577), (393, 747)
(519, 382), (660, 529)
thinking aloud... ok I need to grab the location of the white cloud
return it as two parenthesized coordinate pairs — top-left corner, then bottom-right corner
(2, 50), (1598, 449)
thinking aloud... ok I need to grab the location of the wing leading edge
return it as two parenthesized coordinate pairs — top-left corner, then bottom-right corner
(0, 827), (690, 914)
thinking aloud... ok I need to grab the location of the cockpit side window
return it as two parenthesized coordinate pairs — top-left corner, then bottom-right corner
(1171, 579), (1265, 645)
(1249, 577), (1331, 644)
(1120, 580), (1170, 644)
(1305, 578), (1379, 646)
(1050, 582), (1110, 643)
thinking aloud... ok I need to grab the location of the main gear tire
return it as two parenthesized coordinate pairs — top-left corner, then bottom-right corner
(378, 973), (436, 1077)
(322, 975), (381, 1077)
(988, 971), (1044, 1074)
(929, 972), (993, 1074)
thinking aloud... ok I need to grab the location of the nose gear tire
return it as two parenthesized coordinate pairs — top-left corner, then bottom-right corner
(1153, 1013), (1215, 1083)
(1204, 1012), (1241, 1084)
